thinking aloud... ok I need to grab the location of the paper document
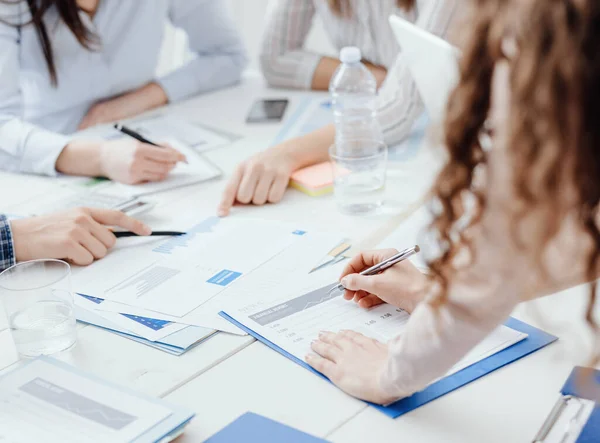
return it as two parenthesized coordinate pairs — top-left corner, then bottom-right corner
(74, 301), (217, 355)
(72, 215), (344, 332)
(223, 283), (527, 380)
(114, 139), (221, 196)
(0, 359), (174, 443)
(72, 116), (227, 196)
(74, 114), (233, 153)
(130, 114), (233, 152)
(92, 229), (346, 334)
(75, 294), (188, 342)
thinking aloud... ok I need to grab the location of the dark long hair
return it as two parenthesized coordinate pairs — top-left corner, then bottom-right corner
(328, 0), (415, 16)
(3, 0), (97, 85)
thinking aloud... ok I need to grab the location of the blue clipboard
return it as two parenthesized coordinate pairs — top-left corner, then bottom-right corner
(559, 367), (600, 443)
(219, 312), (557, 419)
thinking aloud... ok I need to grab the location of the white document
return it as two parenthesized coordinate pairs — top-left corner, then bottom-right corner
(75, 294), (188, 342)
(131, 114), (232, 153)
(90, 228), (346, 334)
(114, 139), (222, 197)
(0, 359), (172, 443)
(72, 215), (344, 331)
(223, 282), (528, 382)
(72, 116), (226, 196)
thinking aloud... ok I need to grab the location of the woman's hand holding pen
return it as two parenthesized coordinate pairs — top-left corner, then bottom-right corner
(99, 139), (186, 184)
(56, 139), (186, 185)
(305, 248), (430, 405)
(339, 248), (429, 313)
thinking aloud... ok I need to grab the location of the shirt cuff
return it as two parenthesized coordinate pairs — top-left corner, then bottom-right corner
(0, 119), (71, 176)
(0, 215), (16, 272)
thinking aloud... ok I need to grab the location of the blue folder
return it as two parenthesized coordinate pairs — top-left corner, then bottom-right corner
(219, 313), (557, 419)
(206, 412), (327, 443)
(560, 367), (600, 443)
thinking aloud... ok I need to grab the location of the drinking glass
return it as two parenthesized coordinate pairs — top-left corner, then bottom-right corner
(329, 139), (387, 215)
(0, 259), (77, 357)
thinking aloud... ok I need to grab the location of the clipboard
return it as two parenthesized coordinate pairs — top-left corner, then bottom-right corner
(533, 367), (600, 443)
(219, 312), (557, 419)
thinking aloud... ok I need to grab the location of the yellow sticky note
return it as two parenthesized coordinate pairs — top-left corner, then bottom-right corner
(290, 162), (334, 197)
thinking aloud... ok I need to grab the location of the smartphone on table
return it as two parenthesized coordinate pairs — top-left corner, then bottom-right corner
(246, 99), (289, 123)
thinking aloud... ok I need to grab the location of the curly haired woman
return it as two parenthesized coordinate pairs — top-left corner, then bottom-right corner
(305, 0), (600, 405)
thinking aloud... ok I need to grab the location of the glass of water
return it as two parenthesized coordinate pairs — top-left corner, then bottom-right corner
(329, 139), (387, 215)
(0, 259), (77, 357)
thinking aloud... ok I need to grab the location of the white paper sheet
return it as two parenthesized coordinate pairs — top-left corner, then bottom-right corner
(74, 294), (188, 342)
(0, 359), (172, 443)
(224, 282), (527, 381)
(72, 216), (344, 331)
(91, 228), (346, 334)
(71, 115), (227, 196)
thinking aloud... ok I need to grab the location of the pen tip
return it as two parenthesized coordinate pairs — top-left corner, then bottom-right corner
(414, 245), (421, 253)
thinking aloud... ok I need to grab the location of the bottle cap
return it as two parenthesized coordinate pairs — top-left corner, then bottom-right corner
(340, 46), (361, 64)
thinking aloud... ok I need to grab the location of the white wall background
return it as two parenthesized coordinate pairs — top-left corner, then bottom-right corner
(157, 0), (335, 77)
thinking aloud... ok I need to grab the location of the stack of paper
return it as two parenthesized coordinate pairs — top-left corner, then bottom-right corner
(71, 214), (347, 354)
(0, 357), (195, 442)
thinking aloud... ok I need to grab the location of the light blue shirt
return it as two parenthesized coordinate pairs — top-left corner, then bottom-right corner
(0, 0), (247, 176)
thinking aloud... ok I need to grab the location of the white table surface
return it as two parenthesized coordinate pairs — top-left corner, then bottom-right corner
(0, 72), (594, 443)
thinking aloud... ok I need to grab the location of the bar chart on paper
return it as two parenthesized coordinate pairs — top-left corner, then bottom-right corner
(153, 216), (221, 255)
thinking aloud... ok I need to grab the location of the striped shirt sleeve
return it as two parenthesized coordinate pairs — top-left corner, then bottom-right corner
(259, 0), (321, 89)
(0, 215), (15, 272)
(377, 0), (460, 146)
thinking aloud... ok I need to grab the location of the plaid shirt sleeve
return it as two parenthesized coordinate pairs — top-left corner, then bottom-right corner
(0, 215), (16, 272)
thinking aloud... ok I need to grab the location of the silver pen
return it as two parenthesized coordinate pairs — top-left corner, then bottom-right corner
(328, 245), (421, 295)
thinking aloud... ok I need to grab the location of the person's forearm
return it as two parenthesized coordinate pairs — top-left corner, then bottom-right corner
(310, 57), (341, 90)
(310, 57), (387, 90)
(134, 82), (169, 109)
(55, 140), (104, 177)
(284, 124), (335, 169)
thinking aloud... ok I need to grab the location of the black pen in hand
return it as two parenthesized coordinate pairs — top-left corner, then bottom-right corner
(114, 231), (186, 239)
(114, 123), (160, 147)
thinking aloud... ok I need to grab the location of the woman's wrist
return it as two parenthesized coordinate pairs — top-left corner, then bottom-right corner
(283, 124), (335, 170)
(137, 82), (169, 111)
(55, 140), (104, 177)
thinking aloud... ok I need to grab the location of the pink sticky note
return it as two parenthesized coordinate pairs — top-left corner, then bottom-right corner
(290, 162), (333, 190)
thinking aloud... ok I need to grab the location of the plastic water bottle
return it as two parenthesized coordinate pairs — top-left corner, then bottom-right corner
(329, 46), (382, 145)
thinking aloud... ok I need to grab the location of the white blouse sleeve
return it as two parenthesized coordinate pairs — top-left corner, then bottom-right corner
(0, 6), (70, 176)
(158, 0), (248, 103)
(259, 0), (321, 89)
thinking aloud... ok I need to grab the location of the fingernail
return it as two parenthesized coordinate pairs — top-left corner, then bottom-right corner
(142, 224), (152, 235)
(341, 277), (349, 287)
(217, 208), (227, 217)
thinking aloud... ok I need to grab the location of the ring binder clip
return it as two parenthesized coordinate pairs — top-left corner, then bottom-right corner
(532, 395), (593, 443)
